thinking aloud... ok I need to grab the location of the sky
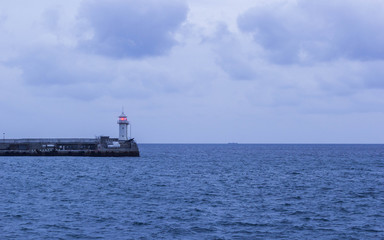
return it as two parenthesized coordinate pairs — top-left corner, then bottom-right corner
(1, 0), (384, 143)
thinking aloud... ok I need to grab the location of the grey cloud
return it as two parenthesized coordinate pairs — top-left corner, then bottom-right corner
(78, 0), (188, 58)
(11, 48), (110, 86)
(7, 46), (190, 101)
(312, 60), (384, 95)
(0, 14), (6, 25)
(356, 61), (384, 89)
(216, 50), (257, 80)
(206, 23), (259, 80)
(5, 47), (116, 101)
(42, 7), (60, 31)
(238, 0), (384, 64)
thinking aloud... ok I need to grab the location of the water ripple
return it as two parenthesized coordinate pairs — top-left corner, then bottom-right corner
(0, 144), (383, 239)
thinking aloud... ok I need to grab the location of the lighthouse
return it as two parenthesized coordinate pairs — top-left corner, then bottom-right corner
(117, 112), (129, 140)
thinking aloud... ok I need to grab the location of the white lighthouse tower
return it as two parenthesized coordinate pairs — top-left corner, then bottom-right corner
(117, 112), (129, 140)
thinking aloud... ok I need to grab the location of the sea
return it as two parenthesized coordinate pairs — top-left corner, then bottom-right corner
(0, 144), (383, 239)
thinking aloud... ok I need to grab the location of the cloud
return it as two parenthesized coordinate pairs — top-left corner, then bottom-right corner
(0, 0), (191, 101)
(5, 47), (118, 101)
(7, 45), (204, 101)
(202, 22), (260, 80)
(358, 61), (384, 89)
(238, 0), (384, 64)
(78, 0), (188, 58)
(41, 6), (60, 31)
(0, 14), (6, 25)
(2, 0), (384, 142)
(10, 47), (110, 87)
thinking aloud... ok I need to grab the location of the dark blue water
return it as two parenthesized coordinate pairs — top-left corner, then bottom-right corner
(1, 144), (383, 239)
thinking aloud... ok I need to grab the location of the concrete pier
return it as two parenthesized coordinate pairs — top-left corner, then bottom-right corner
(0, 137), (140, 157)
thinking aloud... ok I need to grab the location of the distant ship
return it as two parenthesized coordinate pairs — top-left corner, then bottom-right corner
(0, 112), (139, 157)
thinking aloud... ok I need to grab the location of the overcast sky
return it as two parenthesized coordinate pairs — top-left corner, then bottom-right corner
(1, 0), (384, 143)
